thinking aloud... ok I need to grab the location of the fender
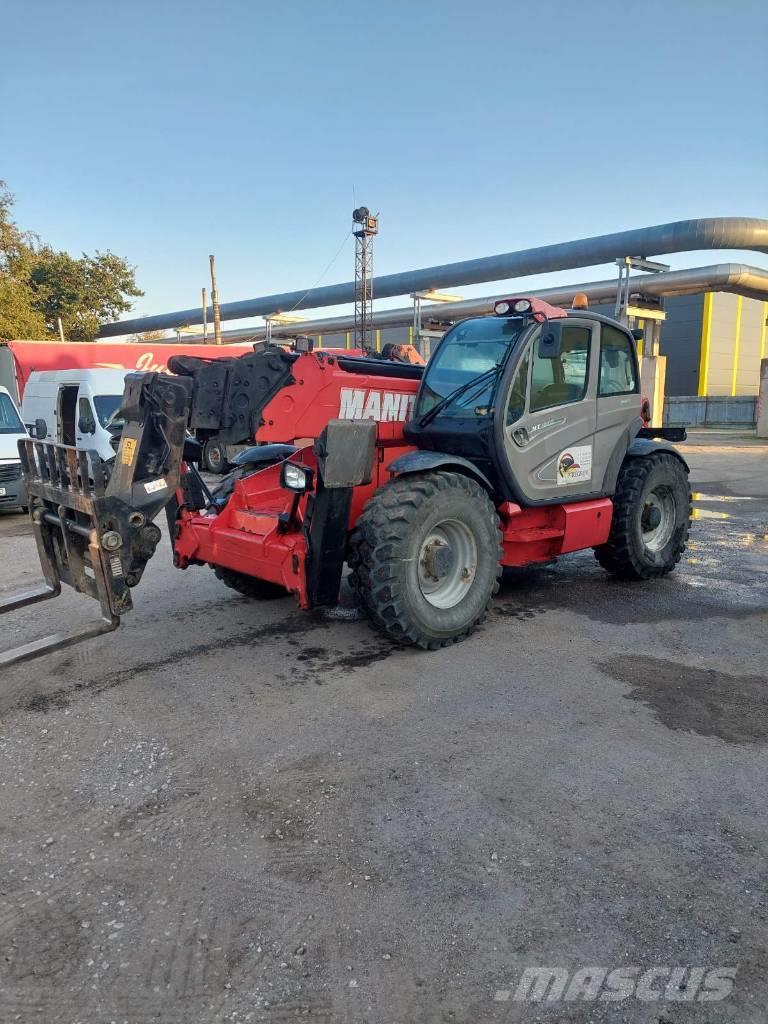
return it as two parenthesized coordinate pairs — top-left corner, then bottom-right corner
(626, 436), (689, 471)
(387, 450), (495, 493)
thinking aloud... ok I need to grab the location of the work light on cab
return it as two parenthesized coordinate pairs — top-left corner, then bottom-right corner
(494, 298), (532, 316)
(494, 297), (569, 322)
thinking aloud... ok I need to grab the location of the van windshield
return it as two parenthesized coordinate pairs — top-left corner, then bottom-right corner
(0, 393), (24, 434)
(94, 395), (125, 430)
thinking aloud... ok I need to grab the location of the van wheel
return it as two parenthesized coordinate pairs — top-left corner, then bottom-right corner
(595, 452), (691, 579)
(203, 439), (230, 474)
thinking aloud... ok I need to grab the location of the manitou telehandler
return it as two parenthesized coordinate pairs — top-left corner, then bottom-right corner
(0, 296), (690, 667)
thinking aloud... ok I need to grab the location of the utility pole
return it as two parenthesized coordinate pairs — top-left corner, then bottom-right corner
(352, 207), (378, 354)
(202, 287), (208, 342)
(209, 255), (222, 345)
(57, 318), (66, 343)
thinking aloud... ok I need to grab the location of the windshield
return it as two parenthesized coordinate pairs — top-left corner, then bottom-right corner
(0, 392), (24, 434)
(94, 395), (125, 430)
(416, 317), (525, 418)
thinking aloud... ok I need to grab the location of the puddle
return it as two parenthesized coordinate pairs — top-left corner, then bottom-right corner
(691, 507), (730, 521)
(691, 492), (754, 503)
(598, 655), (768, 745)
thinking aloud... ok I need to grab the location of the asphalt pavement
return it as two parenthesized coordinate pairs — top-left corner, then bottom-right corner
(0, 436), (766, 1023)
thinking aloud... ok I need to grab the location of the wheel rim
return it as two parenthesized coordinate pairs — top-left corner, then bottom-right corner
(208, 445), (222, 470)
(417, 519), (478, 609)
(641, 485), (676, 553)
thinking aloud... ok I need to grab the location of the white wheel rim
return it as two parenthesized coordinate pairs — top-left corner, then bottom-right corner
(641, 486), (676, 553)
(417, 519), (478, 609)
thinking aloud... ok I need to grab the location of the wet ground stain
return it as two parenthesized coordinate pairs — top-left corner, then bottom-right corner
(19, 614), (398, 712)
(598, 654), (768, 745)
(291, 639), (396, 683)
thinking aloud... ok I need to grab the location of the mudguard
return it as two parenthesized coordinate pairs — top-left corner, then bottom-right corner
(387, 450), (495, 493)
(626, 436), (689, 471)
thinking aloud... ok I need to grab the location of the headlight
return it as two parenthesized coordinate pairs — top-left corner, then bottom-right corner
(494, 300), (511, 316)
(280, 462), (314, 493)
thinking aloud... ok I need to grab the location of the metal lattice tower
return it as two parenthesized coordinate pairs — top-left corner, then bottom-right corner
(352, 207), (378, 352)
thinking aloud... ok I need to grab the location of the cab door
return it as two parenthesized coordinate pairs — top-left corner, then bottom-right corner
(593, 322), (641, 478)
(500, 319), (600, 503)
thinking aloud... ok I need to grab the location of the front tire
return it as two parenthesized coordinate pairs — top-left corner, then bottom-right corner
(595, 452), (691, 580)
(349, 471), (502, 649)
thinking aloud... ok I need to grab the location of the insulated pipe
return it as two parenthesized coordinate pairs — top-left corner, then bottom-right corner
(100, 217), (768, 337)
(176, 263), (768, 343)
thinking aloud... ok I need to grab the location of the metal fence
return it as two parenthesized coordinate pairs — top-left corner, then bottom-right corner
(663, 395), (758, 428)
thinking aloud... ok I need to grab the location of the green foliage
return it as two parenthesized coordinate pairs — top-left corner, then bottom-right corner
(0, 181), (143, 341)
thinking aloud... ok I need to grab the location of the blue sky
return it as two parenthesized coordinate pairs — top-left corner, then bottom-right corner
(3, 0), (767, 332)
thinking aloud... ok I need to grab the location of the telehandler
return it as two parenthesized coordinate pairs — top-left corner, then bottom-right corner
(0, 295), (690, 666)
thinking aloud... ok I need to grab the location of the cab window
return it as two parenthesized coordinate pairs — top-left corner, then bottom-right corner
(416, 317), (525, 418)
(506, 349), (529, 426)
(599, 325), (638, 396)
(530, 326), (591, 412)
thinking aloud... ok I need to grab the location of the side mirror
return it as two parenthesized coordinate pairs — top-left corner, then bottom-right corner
(78, 415), (95, 434)
(631, 328), (644, 341)
(34, 418), (47, 440)
(538, 321), (563, 359)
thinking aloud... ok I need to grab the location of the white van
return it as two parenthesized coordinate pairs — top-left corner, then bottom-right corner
(0, 385), (29, 512)
(21, 369), (129, 463)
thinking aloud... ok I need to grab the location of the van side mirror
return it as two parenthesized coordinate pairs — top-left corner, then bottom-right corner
(34, 418), (47, 440)
(538, 321), (563, 359)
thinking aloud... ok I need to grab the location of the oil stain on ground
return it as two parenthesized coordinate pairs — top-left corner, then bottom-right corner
(598, 654), (768, 745)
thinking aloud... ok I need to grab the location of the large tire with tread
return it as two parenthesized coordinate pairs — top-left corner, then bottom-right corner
(213, 565), (286, 599)
(595, 452), (690, 580)
(349, 471), (502, 649)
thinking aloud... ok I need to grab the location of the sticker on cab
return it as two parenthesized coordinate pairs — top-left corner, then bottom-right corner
(121, 437), (137, 466)
(557, 444), (592, 485)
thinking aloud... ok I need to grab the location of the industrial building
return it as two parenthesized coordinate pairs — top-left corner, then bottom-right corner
(295, 292), (768, 398)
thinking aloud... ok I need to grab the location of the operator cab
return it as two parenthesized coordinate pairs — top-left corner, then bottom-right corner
(406, 296), (642, 506)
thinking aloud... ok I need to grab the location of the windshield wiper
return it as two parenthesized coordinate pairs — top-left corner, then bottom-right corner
(418, 365), (501, 427)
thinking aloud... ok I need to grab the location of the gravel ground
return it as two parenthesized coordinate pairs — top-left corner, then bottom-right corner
(0, 439), (766, 1023)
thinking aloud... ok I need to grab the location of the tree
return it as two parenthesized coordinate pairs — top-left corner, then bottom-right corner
(0, 180), (143, 341)
(0, 182), (48, 339)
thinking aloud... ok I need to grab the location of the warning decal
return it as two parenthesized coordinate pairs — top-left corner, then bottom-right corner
(557, 444), (592, 485)
(144, 478), (167, 494)
(120, 437), (137, 466)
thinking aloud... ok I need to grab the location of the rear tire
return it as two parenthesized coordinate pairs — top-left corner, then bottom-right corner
(213, 565), (286, 599)
(349, 471), (502, 649)
(595, 452), (690, 580)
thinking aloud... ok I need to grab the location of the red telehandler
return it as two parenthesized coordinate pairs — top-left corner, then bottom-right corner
(0, 297), (690, 667)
